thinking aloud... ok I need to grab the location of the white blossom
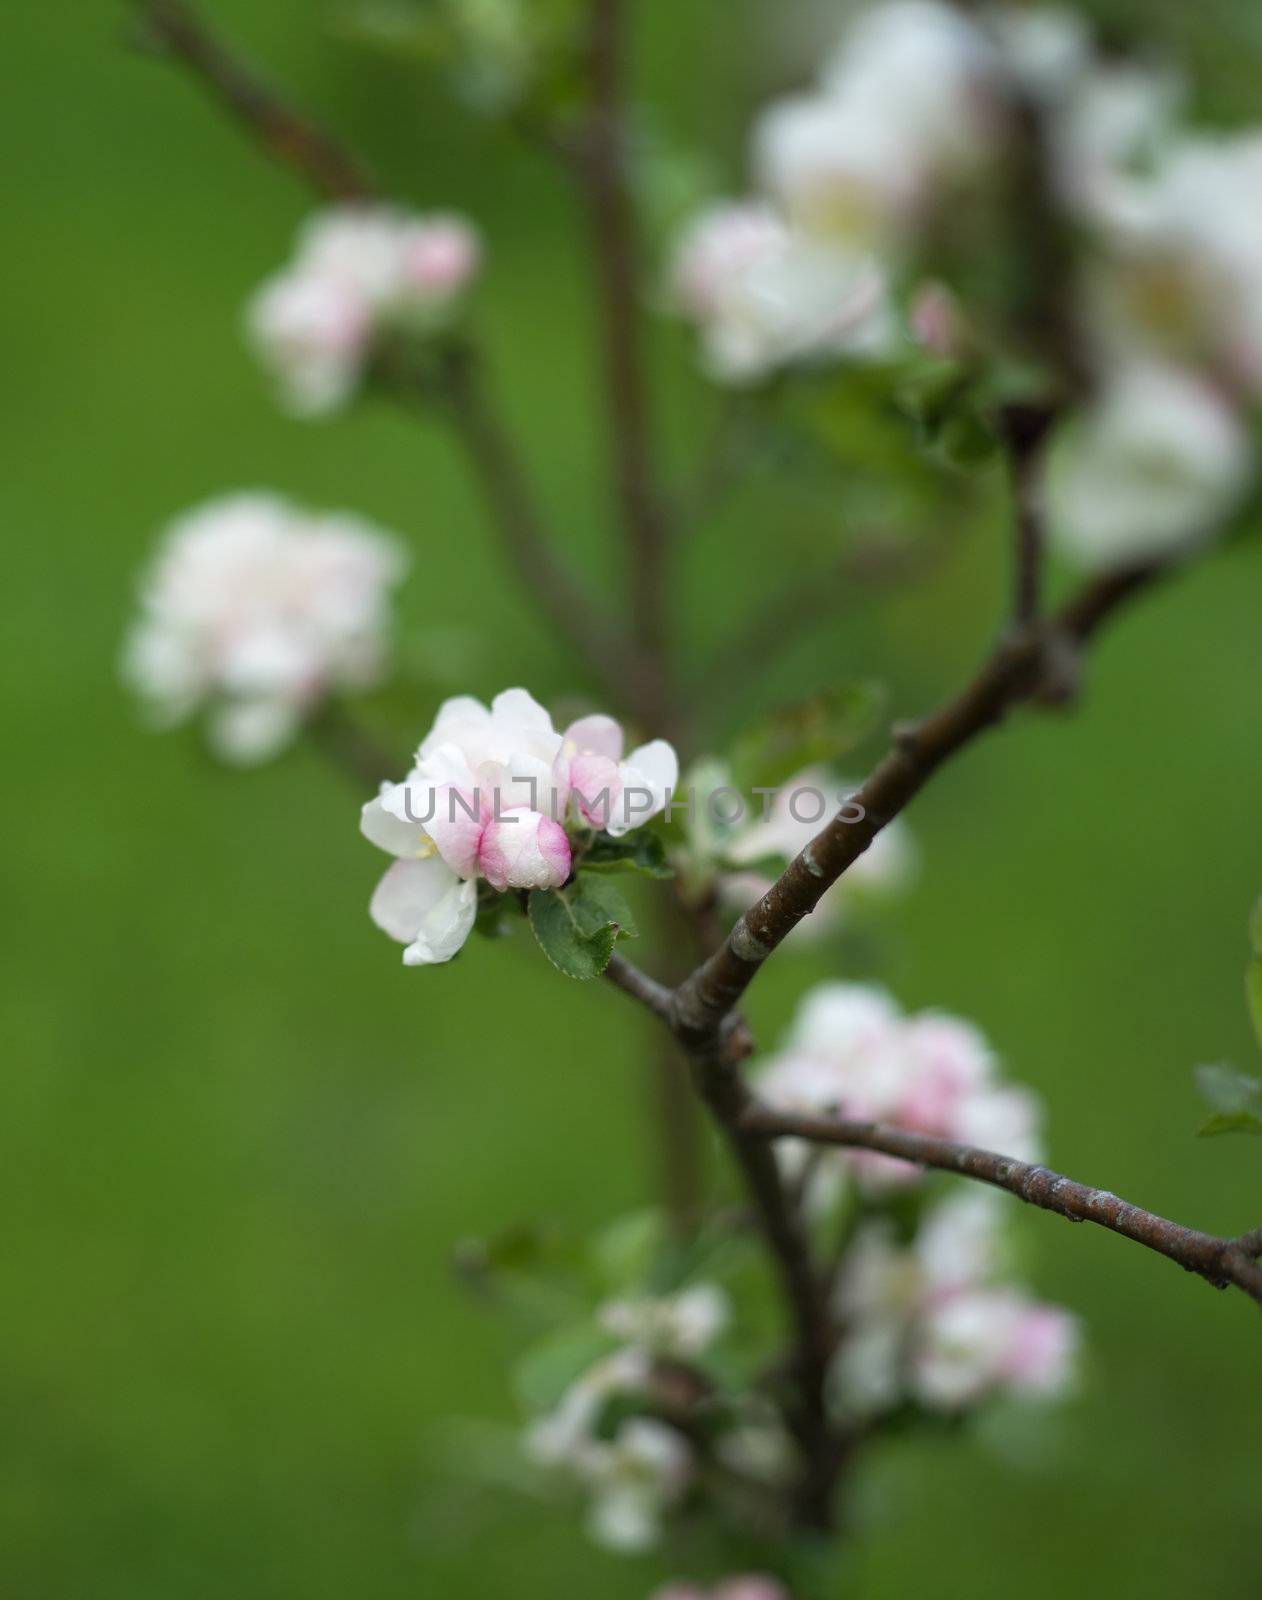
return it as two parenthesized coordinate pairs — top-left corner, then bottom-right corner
(123, 492), (406, 763)
(598, 1284), (730, 1358)
(247, 205), (481, 415)
(1046, 361), (1253, 569)
(361, 690), (678, 965)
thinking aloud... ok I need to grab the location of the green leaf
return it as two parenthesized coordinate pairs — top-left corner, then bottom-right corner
(1246, 895), (1262, 1052)
(580, 829), (673, 878)
(1194, 1062), (1262, 1137)
(513, 1324), (617, 1413)
(729, 682), (886, 790)
(527, 877), (637, 980)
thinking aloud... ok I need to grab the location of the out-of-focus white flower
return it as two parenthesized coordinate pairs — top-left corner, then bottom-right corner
(1046, 361), (1253, 569)
(1050, 60), (1183, 226)
(831, 1190), (1078, 1418)
(1090, 134), (1262, 394)
(653, 1578), (789, 1600)
(670, 202), (892, 384)
(123, 492), (406, 763)
(525, 1349), (690, 1554)
(989, 5), (1091, 104)
(757, 983), (1043, 1199)
(247, 205), (481, 415)
(912, 1287), (1080, 1409)
(584, 1417), (691, 1552)
(361, 690), (678, 964)
(723, 768), (915, 939)
(755, 0), (1001, 248)
(599, 1284), (729, 1359)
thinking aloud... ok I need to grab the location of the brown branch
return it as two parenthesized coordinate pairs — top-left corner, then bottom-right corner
(740, 1105), (1262, 1308)
(429, 341), (638, 703)
(133, 0), (642, 707)
(604, 951), (674, 1020)
(579, 0), (670, 729)
(670, 556), (1168, 1051)
(1236, 1227), (1262, 1259)
(1001, 403), (1057, 627)
(131, 0), (375, 202)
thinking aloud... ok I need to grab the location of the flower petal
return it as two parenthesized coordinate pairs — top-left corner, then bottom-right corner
(564, 714), (624, 761)
(369, 856), (475, 964)
(477, 808), (571, 891)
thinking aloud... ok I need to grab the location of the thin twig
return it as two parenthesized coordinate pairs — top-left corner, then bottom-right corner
(1236, 1227), (1262, 1259)
(740, 1105), (1262, 1308)
(430, 341), (638, 702)
(604, 951), (674, 1020)
(580, 0), (670, 728)
(131, 0), (375, 201)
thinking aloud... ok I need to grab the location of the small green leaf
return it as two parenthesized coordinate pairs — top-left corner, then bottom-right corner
(527, 877), (637, 980)
(1194, 1062), (1262, 1137)
(1198, 1110), (1262, 1138)
(513, 1324), (617, 1413)
(581, 829), (673, 878)
(730, 682), (886, 790)
(1246, 895), (1262, 1053)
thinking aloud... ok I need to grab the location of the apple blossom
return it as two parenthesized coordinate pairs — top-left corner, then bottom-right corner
(598, 1284), (730, 1359)
(524, 1349), (691, 1553)
(653, 1580), (788, 1600)
(757, 984), (1044, 1200)
(247, 205), (482, 415)
(361, 689), (678, 964)
(831, 1190), (1079, 1418)
(669, 201), (893, 383)
(754, 1), (1001, 249)
(1045, 361), (1253, 569)
(123, 492), (406, 764)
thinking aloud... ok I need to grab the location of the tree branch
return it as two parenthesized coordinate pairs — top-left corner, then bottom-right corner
(131, 0), (375, 201)
(428, 341), (638, 703)
(580, 0), (670, 727)
(132, 0), (642, 709)
(670, 556), (1168, 1050)
(740, 1105), (1262, 1307)
(604, 951), (674, 1020)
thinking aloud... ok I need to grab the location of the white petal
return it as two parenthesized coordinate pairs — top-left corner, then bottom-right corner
(490, 687), (555, 732)
(369, 857), (475, 964)
(360, 790), (430, 857)
(208, 698), (298, 764)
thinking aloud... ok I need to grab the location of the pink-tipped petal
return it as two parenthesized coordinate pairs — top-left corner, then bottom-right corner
(569, 752), (623, 829)
(564, 713), (625, 761)
(424, 784), (486, 879)
(478, 808), (572, 891)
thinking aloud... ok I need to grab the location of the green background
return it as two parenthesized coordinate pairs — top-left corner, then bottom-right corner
(4, 1), (1260, 1595)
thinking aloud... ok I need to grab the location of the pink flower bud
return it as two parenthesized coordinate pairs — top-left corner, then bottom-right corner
(396, 218), (481, 299)
(477, 807), (571, 891)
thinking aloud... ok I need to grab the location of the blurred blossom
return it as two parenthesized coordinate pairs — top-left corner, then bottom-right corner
(1045, 361), (1253, 569)
(755, 0), (1002, 247)
(524, 1349), (691, 1553)
(832, 1190), (1079, 1417)
(123, 492), (406, 763)
(653, 1579), (789, 1600)
(599, 1283), (730, 1358)
(723, 767), (915, 940)
(757, 984), (1041, 1202)
(670, 202), (892, 384)
(361, 690), (678, 965)
(247, 205), (481, 414)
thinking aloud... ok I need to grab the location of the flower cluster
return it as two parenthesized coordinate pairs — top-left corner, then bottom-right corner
(758, 984), (1042, 1201)
(247, 205), (481, 414)
(362, 689), (677, 965)
(832, 1189), (1079, 1416)
(123, 492), (406, 763)
(668, 0), (1002, 382)
(524, 1284), (730, 1552)
(670, 1), (1259, 566)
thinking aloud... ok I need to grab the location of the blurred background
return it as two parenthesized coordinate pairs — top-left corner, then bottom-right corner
(3, 0), (1261, 1595)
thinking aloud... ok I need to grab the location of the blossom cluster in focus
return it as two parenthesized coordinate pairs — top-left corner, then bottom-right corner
(361, 689), (678, 966)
